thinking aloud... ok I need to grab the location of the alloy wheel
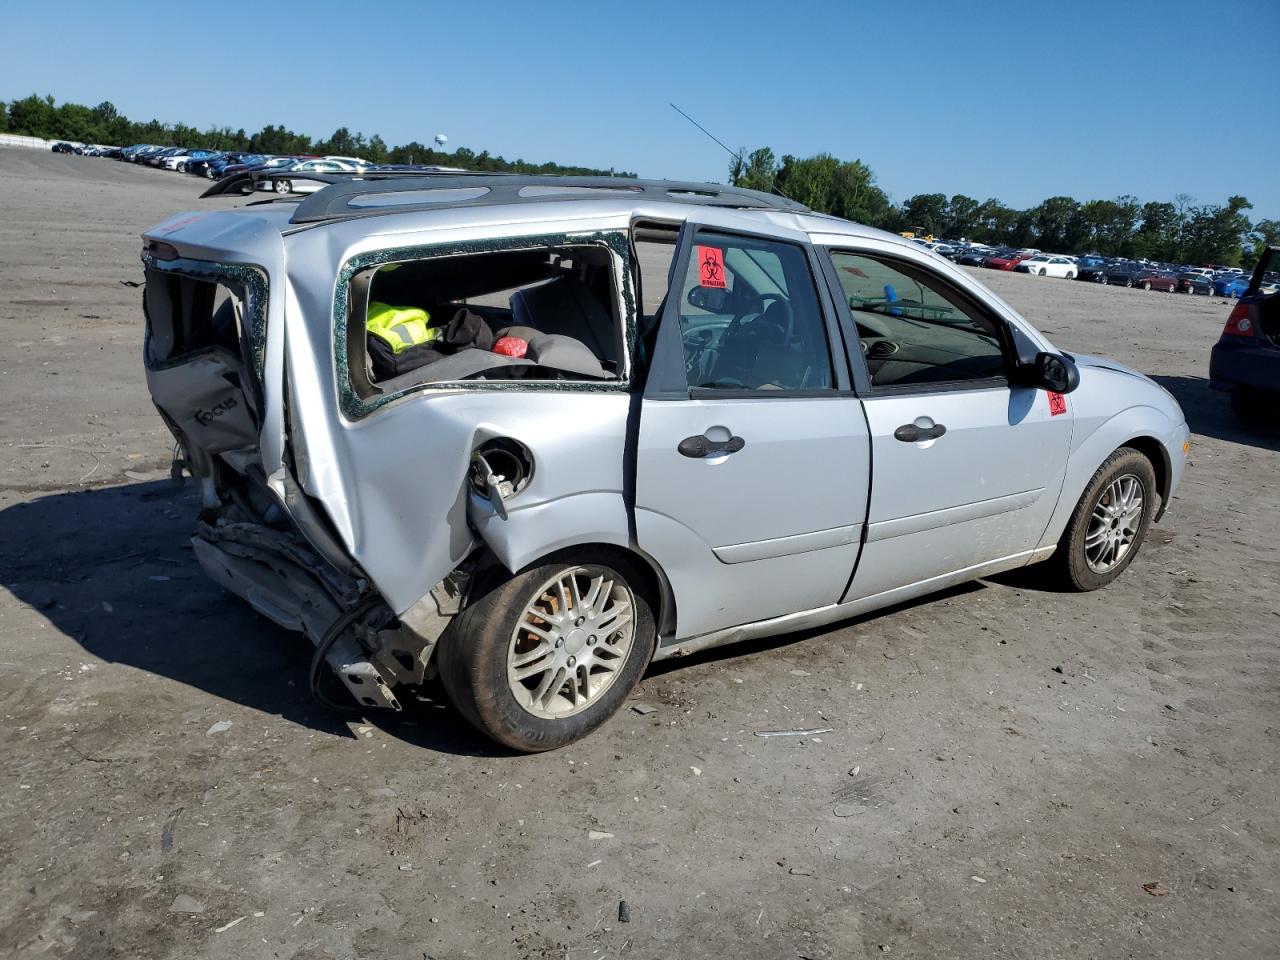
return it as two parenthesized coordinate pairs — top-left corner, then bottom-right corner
(506, 568), (636, 719)
(1084, 474), (1144, 573)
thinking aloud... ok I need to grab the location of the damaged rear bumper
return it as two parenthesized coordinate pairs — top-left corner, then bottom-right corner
(192, 520), (436, 711)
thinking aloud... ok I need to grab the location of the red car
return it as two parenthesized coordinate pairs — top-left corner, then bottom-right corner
(985, 251), (1031, 271)
(1133, 266), (1179, 293)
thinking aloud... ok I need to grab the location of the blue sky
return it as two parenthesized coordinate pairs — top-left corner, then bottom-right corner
(4, 0), (1277, 218)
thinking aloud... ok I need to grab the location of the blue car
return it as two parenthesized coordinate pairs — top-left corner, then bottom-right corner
(1213, 274), (1250, 298)
(1209, 247), (1280, 424)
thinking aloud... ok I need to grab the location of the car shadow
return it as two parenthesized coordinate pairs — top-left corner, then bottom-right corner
(1150, 374), (1280, 452)
(0, 481), (504, 757)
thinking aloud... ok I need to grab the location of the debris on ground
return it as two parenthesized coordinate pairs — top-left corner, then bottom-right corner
(618, 900), (632, 923)
(588, 830), (614, 840)
(205, 720), (232, 736)
(1143, 881), (1169, 896)
(168, 894), (206, 914)
(630, 703), (657, 716)
(754, 727), (833, 738)
(213, 916), (245, 933)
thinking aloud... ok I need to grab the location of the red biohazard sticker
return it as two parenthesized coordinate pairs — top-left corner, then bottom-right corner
(1047, 391), (1067, 416)
(697, 246), (726, 288)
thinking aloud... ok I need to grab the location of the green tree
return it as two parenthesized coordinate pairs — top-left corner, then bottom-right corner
(945, 194), (981, 239)
(1181, 196), (1252, 266)
(729, 146), (778, 194)
(1245, 219), (1280, 263)
(1030, 196), (1081, 252)
(899, 193), (948, 236)
(1131, 201), (1179, 260)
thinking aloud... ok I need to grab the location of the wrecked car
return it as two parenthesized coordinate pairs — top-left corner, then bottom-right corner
(140, 171), (1190, 750)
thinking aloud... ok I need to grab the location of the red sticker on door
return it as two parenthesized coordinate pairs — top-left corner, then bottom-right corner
(697, 246), (726, 288)
(1047, 391), (1067, 416)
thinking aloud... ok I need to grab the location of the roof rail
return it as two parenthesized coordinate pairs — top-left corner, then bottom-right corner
(201, 170), (809, 223)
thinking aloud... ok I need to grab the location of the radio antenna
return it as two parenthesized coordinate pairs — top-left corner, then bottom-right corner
(669, 102), (739, 160)
(668, 102), (794, 203)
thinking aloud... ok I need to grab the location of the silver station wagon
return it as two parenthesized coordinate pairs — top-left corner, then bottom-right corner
(141, 173), (1189, 750)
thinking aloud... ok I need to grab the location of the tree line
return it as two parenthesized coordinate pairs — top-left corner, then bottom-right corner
(731, 146), (1277, 267)
(0, 93), (634, 179)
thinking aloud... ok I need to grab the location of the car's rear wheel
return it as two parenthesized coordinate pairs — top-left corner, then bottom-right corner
(436, 551), (656, 751)
(1046, 447), (1157, 591)
(1141, 280), (1152, 291)
(274, 179), (291, 195)
(1124, 278), (1133, 288)
(1229, 387), (1279, 426)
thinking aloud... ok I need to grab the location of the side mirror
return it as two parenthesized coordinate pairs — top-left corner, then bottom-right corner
(1031, 351), (1080, 394)
(687, 285), (729, 313)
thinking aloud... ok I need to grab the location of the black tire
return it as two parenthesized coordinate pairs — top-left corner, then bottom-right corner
(1230, 387), (1278, 427)
(1066, 271), (1075, 279)
(1038, 267), (1047, 276)
(436, 550), (657, 751)
(274, 179), (291, 195)
(1099, 275), (1108, 285)
(1141, 280), (1152, 291)
(1044, 447), (1158, 591)
(1124, 278), (1133, 288)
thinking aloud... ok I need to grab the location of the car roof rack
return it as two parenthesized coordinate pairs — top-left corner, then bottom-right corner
(201, 170), (809, 224)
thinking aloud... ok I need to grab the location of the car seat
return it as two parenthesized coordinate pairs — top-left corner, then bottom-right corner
(509, 276), (616, 365)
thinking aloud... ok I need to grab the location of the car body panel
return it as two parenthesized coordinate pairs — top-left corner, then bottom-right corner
(847, 384), (1072, 598)
(636, 395), (870, 639)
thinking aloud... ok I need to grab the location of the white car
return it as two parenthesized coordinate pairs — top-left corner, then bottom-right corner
(322, 155), (370, 168)
(1015, 255), (1077, 279)
(162, 152), (193, 171)
(257, 158), (364, 195)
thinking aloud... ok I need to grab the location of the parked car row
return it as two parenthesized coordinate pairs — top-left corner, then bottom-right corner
(59, 142), (466, 196)
(924, 237), (1252, 297)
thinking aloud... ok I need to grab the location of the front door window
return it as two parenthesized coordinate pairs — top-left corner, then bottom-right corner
(676, 233), (834, 392)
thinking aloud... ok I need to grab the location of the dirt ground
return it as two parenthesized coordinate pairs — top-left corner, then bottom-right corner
(1, 149), (1277, 960)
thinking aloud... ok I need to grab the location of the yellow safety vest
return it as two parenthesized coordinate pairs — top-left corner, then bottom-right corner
(366, 301), (439, 354)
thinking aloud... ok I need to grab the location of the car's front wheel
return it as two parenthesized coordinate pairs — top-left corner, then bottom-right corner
(1047, 447), (1157, 591)
(437, 552), (656, 751)
(274, 179), (292, 195)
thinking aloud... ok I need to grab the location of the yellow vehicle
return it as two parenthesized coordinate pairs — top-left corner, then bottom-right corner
(899, 226), (936, 242)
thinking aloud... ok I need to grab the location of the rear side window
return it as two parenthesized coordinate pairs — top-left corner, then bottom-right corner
(675, 232), (833, 392)
(828, 250), (1007, 389)
(345, 240), (627, 400)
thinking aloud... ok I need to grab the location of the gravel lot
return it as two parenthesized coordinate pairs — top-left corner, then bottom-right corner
(1, 149), (1277, 960)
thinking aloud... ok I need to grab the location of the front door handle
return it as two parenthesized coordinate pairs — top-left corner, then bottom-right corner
(894, 422), (947, 443)
(678, 434), (746, 458)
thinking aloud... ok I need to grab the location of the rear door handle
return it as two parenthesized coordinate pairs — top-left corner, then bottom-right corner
(678, 434), (746, 458)
(894, 422), (947, 443)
